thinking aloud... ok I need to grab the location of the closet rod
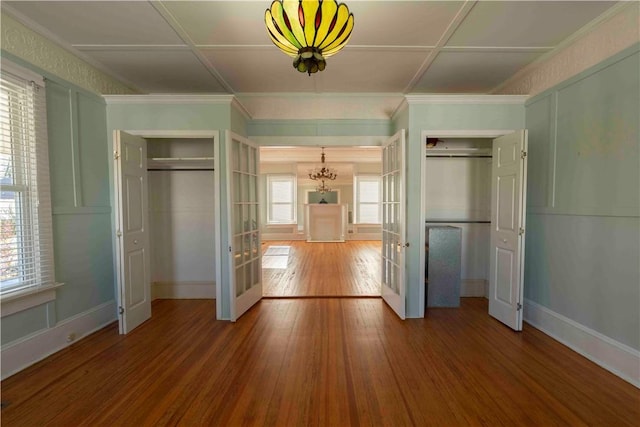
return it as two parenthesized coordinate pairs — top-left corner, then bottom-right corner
(425, 220), (490, 224)
(147, 168), (214, 171)
(425, 155), (492, 159)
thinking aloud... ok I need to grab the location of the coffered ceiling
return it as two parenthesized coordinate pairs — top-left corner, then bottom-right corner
(3, 1), (619, 95)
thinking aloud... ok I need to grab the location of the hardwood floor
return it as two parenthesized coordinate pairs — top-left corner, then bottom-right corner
(2, 298), (639, 426)
(262, 240), (381, 297)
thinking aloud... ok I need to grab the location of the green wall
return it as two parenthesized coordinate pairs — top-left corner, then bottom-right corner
(248, 119), (392, 138)
(1, 53), (114, 345)
(524, 44), (640, 349)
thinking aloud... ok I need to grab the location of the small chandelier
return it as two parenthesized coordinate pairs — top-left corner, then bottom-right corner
(316, 179), (332, 194)
(308, 147), (337, 181)
(265, 0), (355, 75)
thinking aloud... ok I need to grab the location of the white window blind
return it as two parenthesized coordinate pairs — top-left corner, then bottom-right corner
(0, 64), (55, 295)
(267, 175), (296, 224)
(355, 175), (381, 224)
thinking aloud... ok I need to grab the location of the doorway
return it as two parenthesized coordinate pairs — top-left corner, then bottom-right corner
(259, 145), (384, 298)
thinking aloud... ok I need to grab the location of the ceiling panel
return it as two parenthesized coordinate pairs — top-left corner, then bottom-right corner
(202, 46), (427, 93)
(413, 51), (541, 93)
(5, 1), (184, 45)
(346, 1), (464, 46)
(200, 47), (328, 93)
(447, 1), (616, 47)
(159, 1), (273, 45)
(321, 48), (430, 92)
(78, 49), (228, 93)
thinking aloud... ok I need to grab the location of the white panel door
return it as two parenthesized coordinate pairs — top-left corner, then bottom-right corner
(381, 130), (407, 319)
(489, 130), (528, 330)
(227, 131), (261, 321)
(114, 131), (151, 334)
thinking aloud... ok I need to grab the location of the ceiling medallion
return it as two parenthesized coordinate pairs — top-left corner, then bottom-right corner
(265, 0), (355, 75)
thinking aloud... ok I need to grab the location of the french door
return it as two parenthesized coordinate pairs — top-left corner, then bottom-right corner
(226, 131), (262, 321)
(381, 130), (407, 319)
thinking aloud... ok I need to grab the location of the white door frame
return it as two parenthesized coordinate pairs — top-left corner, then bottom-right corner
(419, 129), (519, 317)
(112, 130), (222, 318)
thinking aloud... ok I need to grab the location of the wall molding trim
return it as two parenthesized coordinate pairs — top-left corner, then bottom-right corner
(1, 300), (116, 380)
(151, 281), (216, 300)
(524, 298), (640, 388)
(405, 95), (528, 105)
(103, 94), (235, 104)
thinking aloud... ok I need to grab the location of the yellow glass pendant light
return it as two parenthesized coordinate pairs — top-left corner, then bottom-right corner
(265, 0), (354, 75)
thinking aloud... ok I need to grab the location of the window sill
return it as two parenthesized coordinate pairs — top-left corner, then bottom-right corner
(1, 283), (64, 318)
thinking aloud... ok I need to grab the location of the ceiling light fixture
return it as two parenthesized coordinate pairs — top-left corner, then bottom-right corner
(316, 179), (332, 194)
(308, 147), (337, 181)
(265, 0), (355, 75)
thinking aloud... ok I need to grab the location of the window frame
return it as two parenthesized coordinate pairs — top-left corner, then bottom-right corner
(266, 174), (297, 225)
(0, 60), (58, 306)
(354, 174), (382, 224)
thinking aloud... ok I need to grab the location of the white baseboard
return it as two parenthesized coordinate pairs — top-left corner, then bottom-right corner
(1, 300), (116, 380)
(152, 281), (216, 300)
(461, 279), (486, 297)
(524, 298), (640, 388)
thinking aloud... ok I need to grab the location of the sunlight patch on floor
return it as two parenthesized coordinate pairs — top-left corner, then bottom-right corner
(262, 245), (291, 269)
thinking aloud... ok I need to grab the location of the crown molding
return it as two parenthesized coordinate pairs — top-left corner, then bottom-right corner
(405, 95), (528, 105)
(231, 97), (252, 120)
(391, 98), (409, 122)
(103, 94), (235, 105)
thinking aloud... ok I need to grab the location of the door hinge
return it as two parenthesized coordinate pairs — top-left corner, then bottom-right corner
(229, 246), (232, 253)
(118, 306), (124, 315)
(519, 227), (525, 236)
(114, 151), (120, 160)
(116, 230), (122, 238)
(516, 302), (523, 311)
(521, 151), (527, 159)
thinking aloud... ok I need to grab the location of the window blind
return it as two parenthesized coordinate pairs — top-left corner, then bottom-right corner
(355, 176), (381, 224)
(0, 66), (54, 295)
(267, 175), (296, 224)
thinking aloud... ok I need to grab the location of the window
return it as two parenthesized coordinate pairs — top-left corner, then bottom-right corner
(0, 62), (55, 296)
(267, 174), (296, 224)
(354, 175), (381, 224)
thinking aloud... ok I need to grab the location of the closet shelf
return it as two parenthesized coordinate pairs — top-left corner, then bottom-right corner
(147, 157), (214, 170)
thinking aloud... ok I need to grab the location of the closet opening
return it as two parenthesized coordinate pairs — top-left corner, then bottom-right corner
(421, 130), (528, 331)
(146, 138), (217, 301)
(113, 131), (220, 334)
(424, 138), (493, 302)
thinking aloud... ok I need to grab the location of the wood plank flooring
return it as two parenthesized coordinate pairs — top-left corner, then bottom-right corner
(262, 240), (381, 297)
(2, 298), (639, 426)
